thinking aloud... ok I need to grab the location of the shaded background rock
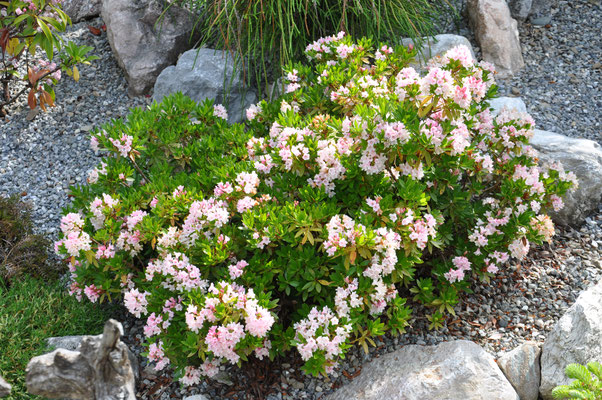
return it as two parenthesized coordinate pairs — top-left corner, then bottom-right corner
(324, 340), (519, 400)
(468, 0), (524, 77)
(101, 0), (199, 95)
(497, 342), (541, 400)
(506, 0), (533, 20)
(402, 34), (475, 69)
(539, 279), (602, 399)
(531, 130), (602, 226)
(0, 375), (11, 398)
(61, 0), (101, 23)
(153, 48), (256, 124)
(26, 320), (137, 400)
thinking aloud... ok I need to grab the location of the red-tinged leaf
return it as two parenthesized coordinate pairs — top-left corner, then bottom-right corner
(27, 89), (37, 109)
(88, 25), (101, 36)
(28, 66), (35, 85)
(0, 28), (9, 52)
(21, 192), (27, 196)
(101, 24), (107, 31)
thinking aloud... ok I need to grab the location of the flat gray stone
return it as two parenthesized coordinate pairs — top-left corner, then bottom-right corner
(324, 340), (519, 400)
(539, 279), (602, 399)
(183, 395), (210, 400)
(153, 48), (256, 124)
(531, 130), (602, 226)
(497, 342), (541, 400)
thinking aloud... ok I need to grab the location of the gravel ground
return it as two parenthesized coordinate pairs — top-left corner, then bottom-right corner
(0, 3), (601, 399)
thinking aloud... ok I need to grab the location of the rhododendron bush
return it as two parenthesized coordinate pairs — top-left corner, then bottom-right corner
(56, 34), (577, 381)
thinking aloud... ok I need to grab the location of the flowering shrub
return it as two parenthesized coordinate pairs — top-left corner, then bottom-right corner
(56, 34), (577, 381)
(0, 0), (98, 116)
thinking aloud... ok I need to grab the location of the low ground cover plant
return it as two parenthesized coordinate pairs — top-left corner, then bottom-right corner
(55, 34), (576, 382)
(0, 276), (116, 399)
(0, 195), (54, 284)
(0, 0), (98, 117)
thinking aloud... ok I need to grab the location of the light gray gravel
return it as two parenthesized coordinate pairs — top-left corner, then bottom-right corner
(0, 3), (600, 400)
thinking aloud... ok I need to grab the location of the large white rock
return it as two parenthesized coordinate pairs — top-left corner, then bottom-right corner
(539, 280), (602, 399)
(402, 34), (475, 69)
(183, 396), (210, 400)
(61, 0), (101, 23)
(324, 340), (519, 400)
(101, 0), (199, 95)
(467, 0), (524, 78)
(0, 375), (11, 398)
(489, 96), (527, 115)
(153, 48), (256, 124)
(497, 342), (541, 400)
(531, 130), (602, 226)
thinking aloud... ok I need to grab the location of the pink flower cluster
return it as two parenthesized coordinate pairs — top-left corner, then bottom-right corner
(324, 215), (367, 256)
(213, 104), (228, 120)
(444, 256), (472, 283)
(109, 134), (133, 157)
(180, 198), (230, 246)
(294, 306), (352, 372)
(146, 252), (208, 292)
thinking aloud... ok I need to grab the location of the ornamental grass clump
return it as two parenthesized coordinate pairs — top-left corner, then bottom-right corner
(55, 34), (577, 382)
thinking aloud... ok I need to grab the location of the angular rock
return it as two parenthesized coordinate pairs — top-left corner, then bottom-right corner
(402, 34), (475, 69)
(0, 375), (11, 397)
(539, 280), (602, 399)
(507, 0), (533, 20)
(153, 48), (256, 124)
(489, 96), (527, 115)
(46, 333), (140, 380)
(529, 0), (553, 24)
(26, 319), (137, 400)
(531, 130), (602, 226)
(324, 340), (519, 400)
(101, 0), (199, 95)
(61, 0), (101, 23)
(468, 0), (524, 78)
(497, 342), (541, 400)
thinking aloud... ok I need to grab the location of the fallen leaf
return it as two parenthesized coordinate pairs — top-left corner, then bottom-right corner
(88, 25), (102, 36)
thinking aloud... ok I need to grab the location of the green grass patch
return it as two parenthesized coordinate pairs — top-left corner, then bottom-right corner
(0, 276), (117, 399)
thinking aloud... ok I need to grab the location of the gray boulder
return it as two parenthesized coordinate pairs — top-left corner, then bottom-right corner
(539, 280), (602, 399)
(26, 320), (137, 400)
(497, 342), (541, 400)
(183, 396), (210, 400)
(324, 340), (519, 400)
(402, 34), (475, 69)
(61, 0), (101, 23)
(101, 0), (199, 95)
(0, 375), (11, 397)
(507, 0), (533, 20)
(468, 0), (525, 78)
(489, 96), (527, 115)
(153, 48), (256, 124)
(531, 130), (602, 226)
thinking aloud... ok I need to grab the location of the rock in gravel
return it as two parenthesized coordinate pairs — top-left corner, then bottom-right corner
(324, 340), (519, 400)
(61, 0), (101, 23)
(497, 342), (541, 400)
(183, 395), (210, 400)
(507, 0), (533, 20)
(467, 0), (525, 77)
(531, 130), (602, 226)
(101, 0), (199, 95)
(26, 320), (138, 400)
(46, 333), (139, 380)
(153, 48), (257, 124)
(539, 279), (602, 399)
(0, 375), (11, 397)
(489, 96), (527, 115)
(402, 34), (475, 67)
